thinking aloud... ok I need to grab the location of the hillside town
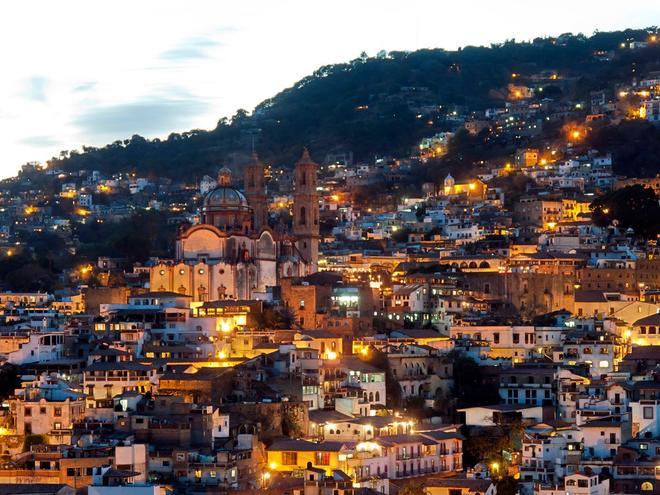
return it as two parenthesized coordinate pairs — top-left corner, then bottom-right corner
(0, 29), (659, 495)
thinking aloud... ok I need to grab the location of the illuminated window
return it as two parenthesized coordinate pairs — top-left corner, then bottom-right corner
(282, 452), (298, 465)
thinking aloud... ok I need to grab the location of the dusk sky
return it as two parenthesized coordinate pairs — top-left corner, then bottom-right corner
(2, 0), (657, 178)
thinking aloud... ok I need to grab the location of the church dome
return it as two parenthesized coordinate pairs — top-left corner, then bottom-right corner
(203, 167), (249, 210)
(203, 186), (249, 209)
(201, 167), (252, 233)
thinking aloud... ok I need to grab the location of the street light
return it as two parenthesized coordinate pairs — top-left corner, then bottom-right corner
(261, 471), (271, 489)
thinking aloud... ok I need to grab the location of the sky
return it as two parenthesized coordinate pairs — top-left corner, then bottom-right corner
(1, 1), (658, 178)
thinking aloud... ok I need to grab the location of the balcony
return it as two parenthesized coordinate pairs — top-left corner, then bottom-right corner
(396, 453), (422, 461)
(501, 382), (553, 389)
(439, 449), (462, 456)
(399, 373), (429, 381)
(521, 461), (554, 472)
(85, 375), (148, 382)
(394, 467), (440, 478)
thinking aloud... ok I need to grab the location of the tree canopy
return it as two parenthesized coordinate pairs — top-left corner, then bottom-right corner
(38, 29), (660, 180)
(591, 185), (660, 238)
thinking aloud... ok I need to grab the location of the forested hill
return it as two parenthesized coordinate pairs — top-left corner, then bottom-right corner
(44, 28), (660, 179)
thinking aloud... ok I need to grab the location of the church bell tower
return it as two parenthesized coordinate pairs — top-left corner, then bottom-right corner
(293, 149), (319, 272)
(244, 152), (268, 231)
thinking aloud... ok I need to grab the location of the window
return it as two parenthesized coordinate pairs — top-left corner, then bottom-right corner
(24, 407), (31, 417)
(643, 406), (654, 419)
(513, 334), (520, 344)
(282, 452), (298, 465)
(54, 407), (62, 417)
(315, 452), (330, 465)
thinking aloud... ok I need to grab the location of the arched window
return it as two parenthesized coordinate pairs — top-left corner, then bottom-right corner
(299, 206), (306, 225)
(641, 482), (653, 491)
(369, 392), (374, 402)
(375, 391), (380, 403)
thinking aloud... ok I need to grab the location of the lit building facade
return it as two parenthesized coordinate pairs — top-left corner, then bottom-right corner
(150, 150), (320, 301)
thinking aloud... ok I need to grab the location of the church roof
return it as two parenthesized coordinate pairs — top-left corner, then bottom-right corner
(203, 186), (249, 209)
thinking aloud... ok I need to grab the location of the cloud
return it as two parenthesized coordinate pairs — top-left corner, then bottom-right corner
(160, 36), (223, 61)
(19, 135), (59, 148)
(73, 81), (97, 93)
(23, 76), (49, 102)
(71, 96), (208, 141)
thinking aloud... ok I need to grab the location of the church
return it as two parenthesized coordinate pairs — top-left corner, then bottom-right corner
(150, 150), (320, 301)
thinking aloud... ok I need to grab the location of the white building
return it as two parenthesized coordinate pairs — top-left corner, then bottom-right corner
(7, 332), (66, 365)
(535, 472), (609, 495)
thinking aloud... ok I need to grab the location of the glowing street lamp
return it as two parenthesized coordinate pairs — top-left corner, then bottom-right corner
(261, 471), (271, 488)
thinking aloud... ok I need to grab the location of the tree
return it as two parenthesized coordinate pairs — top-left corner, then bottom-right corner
(450, 354), (499, 409)
(591, 185), (660, 238)
(464, 416), (524, 467)
(588, 120), (660, 177)
(5, 263), (56, 292)
(111, 233), (152, 262)
(496, 476), (519, 495)
(398, 480), (427, 495)
(281, 408), (303, 438)
(252, 306), (295, 330)
(364, 349), (402, 408)
(23, 434), (47, 453)
(41, 29), (659, 180)
(0, 365), (20, 401)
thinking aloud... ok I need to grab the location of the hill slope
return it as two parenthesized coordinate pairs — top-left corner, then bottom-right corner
(45, 28), (660, 179)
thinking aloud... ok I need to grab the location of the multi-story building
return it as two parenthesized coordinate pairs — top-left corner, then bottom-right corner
(8, 373), (85, 443)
